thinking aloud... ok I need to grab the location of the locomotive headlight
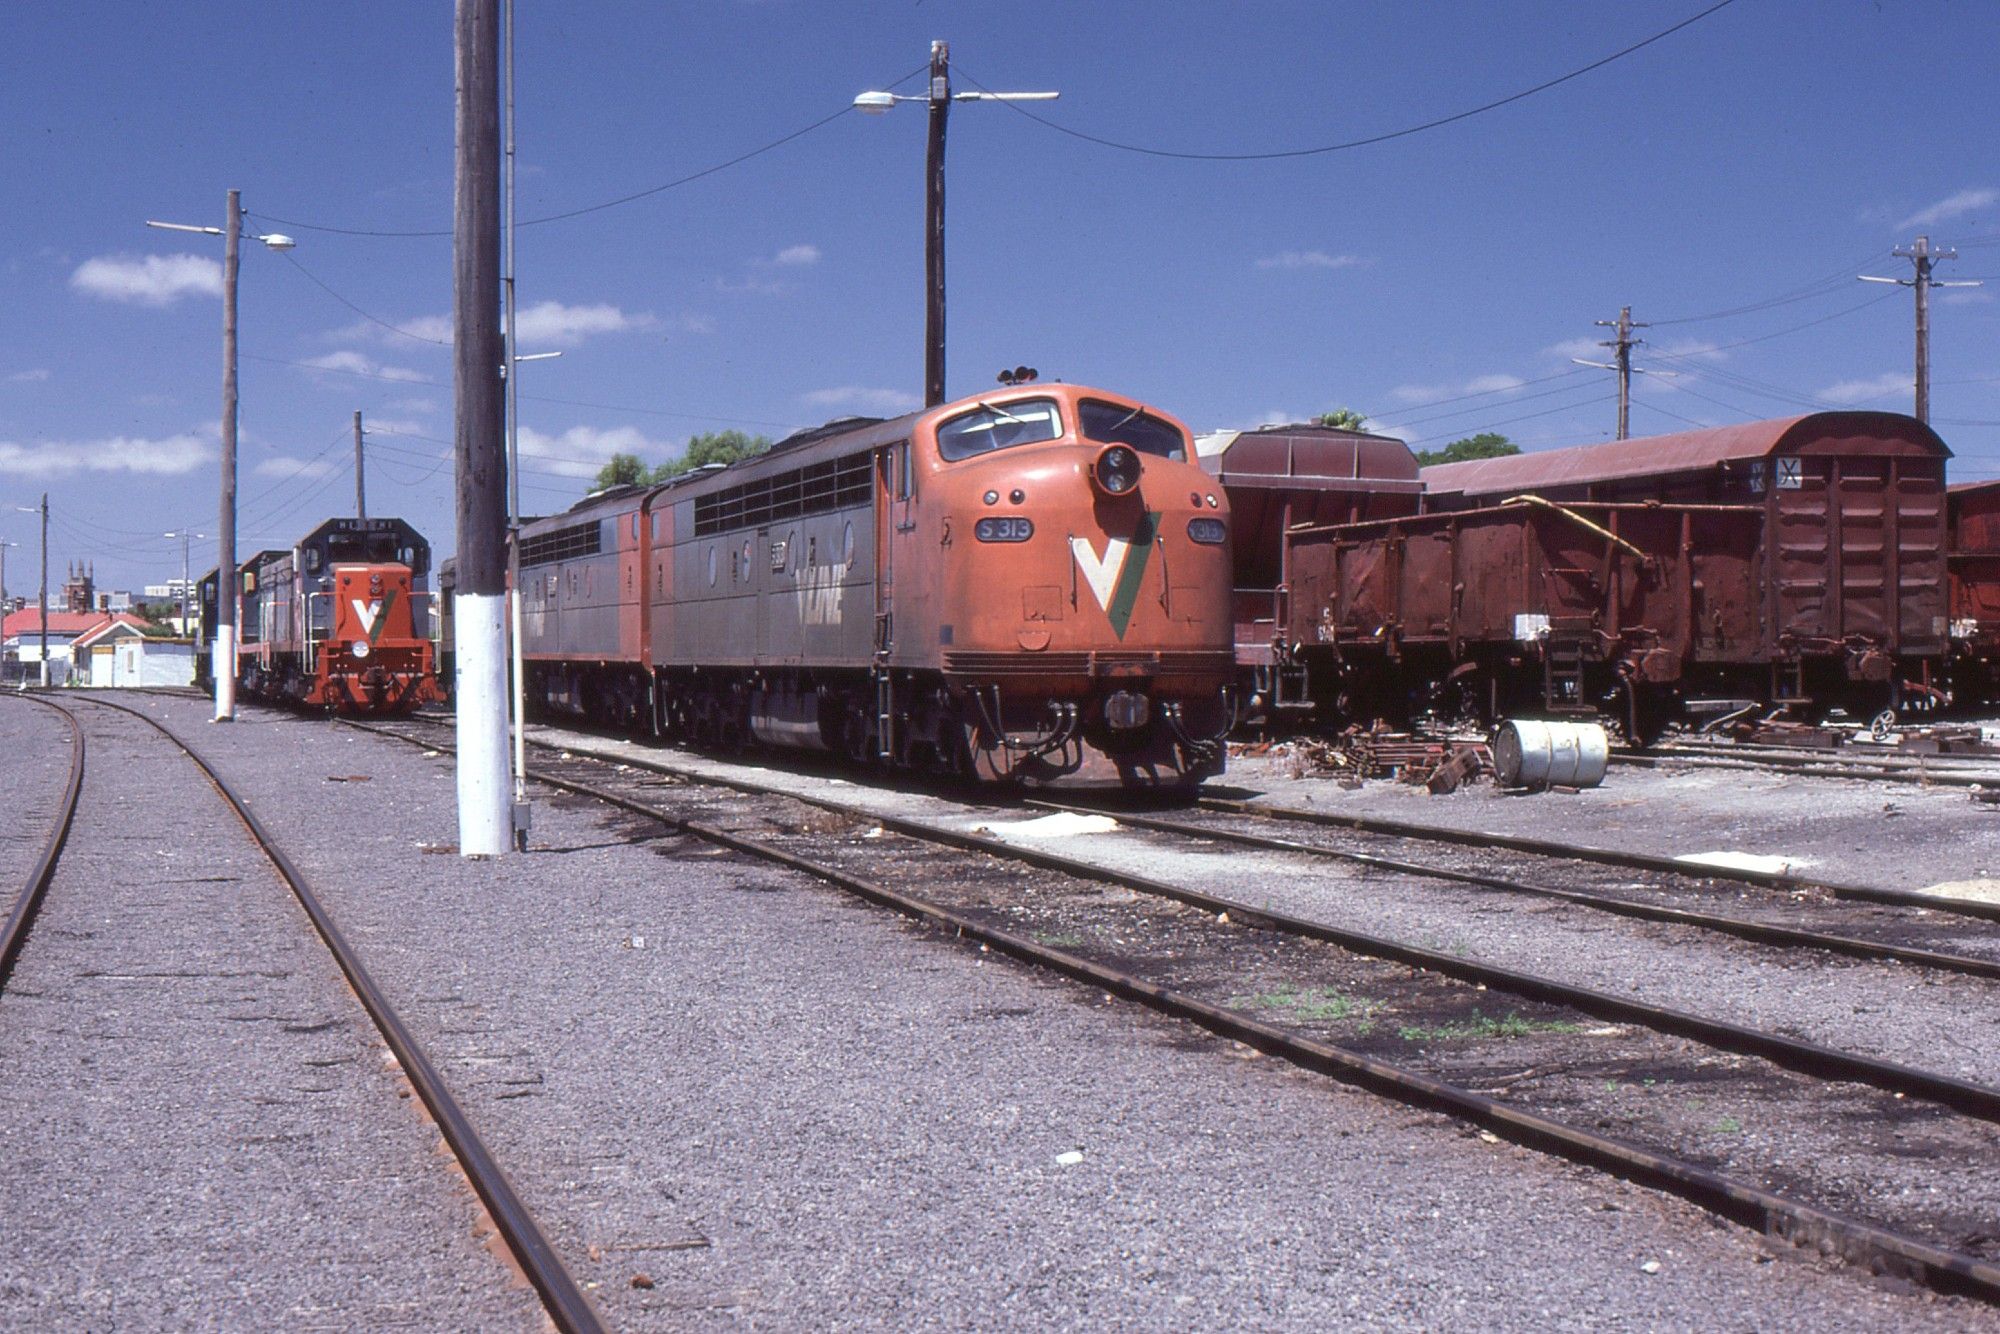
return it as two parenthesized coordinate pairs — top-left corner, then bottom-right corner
(351, 640), (372, 659)
(975, 516), (1034, 543)
(1091, 444), (1141, 496)
(1187, 517), (1227, 545)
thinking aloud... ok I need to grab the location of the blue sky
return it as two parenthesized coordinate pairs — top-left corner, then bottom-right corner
(3, 0), (1997, 596)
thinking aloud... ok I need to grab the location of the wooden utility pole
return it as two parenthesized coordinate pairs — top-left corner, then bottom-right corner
(1571, 306), (1662, 441)
(924, 40), (950, 408)
(1598, 306), (1647, 441)
(1862, 237), (1981, 424)
(353, 410), (366, 518)
(454, 0), (512, 856)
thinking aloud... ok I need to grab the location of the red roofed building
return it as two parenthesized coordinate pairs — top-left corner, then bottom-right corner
(2, 609), (150, 684)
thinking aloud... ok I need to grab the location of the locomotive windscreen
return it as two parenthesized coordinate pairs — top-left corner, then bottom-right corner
(1080, 399), (1188, 461)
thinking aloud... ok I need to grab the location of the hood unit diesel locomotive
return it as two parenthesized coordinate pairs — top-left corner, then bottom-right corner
(515, 383), (1236, 787)
(195, 517), (443, 714)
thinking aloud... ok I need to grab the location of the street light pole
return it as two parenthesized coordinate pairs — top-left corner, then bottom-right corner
(36, 494), (48, 688)
(856, 48), (1058, 409)
(164, 530), (206, 635)
(924, 41), (950, 408)
(146, 200), (294, 720)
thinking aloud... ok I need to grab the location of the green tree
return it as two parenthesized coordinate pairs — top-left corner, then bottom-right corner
(1313, 407), (1369, 432)
(1414, 432), (1521, 468)
(652, 429), (772, 481)
(591, 452), (648, 491)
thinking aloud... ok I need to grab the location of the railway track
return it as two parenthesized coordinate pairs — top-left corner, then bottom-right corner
(356, 711), (2000, 1301)
(3, 695), (602, 1333)
(1616, 737), (2000, 790)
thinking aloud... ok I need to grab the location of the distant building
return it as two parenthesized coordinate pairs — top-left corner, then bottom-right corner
(1, 608), (150, 685)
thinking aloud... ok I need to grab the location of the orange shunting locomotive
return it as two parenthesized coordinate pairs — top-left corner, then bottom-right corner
(200, 517), (443, 714)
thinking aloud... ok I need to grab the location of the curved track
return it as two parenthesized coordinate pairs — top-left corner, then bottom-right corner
(0, 696), (85, 993)
(357, 711), (2000, 1302)
(7, 694), (602, 1334)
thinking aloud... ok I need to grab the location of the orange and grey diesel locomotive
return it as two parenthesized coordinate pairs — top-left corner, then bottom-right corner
(196, 517), (443, 713)
(515, 383), (1236, 786)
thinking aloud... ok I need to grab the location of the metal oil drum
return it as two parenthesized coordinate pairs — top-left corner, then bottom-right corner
(1492, 719), (1609, 789)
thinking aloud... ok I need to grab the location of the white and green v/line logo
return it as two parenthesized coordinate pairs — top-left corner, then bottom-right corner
(1069, 511), (1160, 640)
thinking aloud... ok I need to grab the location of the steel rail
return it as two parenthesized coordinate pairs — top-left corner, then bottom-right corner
(74, 697), (602, 1334)
(0, 696), (87, 994)
(360, 718), (2000, 1303)
(1613, 747), (1998, 790)
(1021, 799), (2000, 982)
(1197, 795), (2000, 925)
(357, 718), (2000, 1121)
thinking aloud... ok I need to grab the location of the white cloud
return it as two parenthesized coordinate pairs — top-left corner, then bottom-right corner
(1655, 338), (1727, 363)
(1360, 421), (1417, 443)
(1896, 187), (1999, 231)
(387, 396), (439, 414)
(801, 386), (921, 414)
(513, 300), (656, 347)
(772, 244), (821, 267)
(297, 350), (430, 384)
(6, 368), (51, 384)
(326, 314), (455, 345)
(1543, 336), (1602, 360)
(1390, 374), (1525, 404)
(1819, 371), (1910, 405)
(1256, 250), (1367, 271)
(0, 432), (212, 477)
(517, 423), (668, 478)
(253, 457), (339, 480)
(716, 275), (790, 296)
(70, 253), (222, 306)
(1943, 289), (1994, 306)
(360, 418), (430, 438)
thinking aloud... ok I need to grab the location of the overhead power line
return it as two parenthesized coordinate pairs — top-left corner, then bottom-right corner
(958, 0), (1737, 162)
(248, 65), (929, 239)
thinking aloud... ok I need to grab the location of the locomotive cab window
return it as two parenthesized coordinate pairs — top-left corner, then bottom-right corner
(1080, 399), (1187, 461)
(936, 398), (1062, 462)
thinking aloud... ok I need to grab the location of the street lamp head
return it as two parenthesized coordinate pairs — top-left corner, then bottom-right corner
(256, 233), (297, 252)
(853, 90), (898, 115)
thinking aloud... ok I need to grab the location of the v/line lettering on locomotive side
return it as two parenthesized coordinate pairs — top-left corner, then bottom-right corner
(1070, 510), (1161, 640)
(793, 559), (846, 627)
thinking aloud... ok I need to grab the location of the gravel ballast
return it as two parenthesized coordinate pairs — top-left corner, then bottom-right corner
(0, 698), (542, 1329)
(73, 694), (1998, 1329)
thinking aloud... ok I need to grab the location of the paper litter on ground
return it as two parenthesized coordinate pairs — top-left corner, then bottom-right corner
(1673, 850), (1802, 876)
(1915, 878), (2000, 905)
(972, 812), (1120, 838)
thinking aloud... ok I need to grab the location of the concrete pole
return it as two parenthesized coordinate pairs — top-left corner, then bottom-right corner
(215, 189), (241, 721)
(354, 410), (367, 518)
(454, 0), (512, 856)
(37, 494), (48, 688)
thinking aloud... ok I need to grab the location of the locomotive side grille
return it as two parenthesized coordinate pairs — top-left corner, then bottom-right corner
(694, 450), (873, 536)
(519, 520), (603, 567)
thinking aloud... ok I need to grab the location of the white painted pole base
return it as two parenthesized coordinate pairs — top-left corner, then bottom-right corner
(454, 591), (513, 856)
(213, 625), (237, 721)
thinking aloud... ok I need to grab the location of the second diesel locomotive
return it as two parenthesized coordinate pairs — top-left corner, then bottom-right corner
(516, 382), (1237, 787)
(197, 516), (443, 714)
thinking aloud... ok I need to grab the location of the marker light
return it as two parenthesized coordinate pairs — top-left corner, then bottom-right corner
(351, 640), (372, 659)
